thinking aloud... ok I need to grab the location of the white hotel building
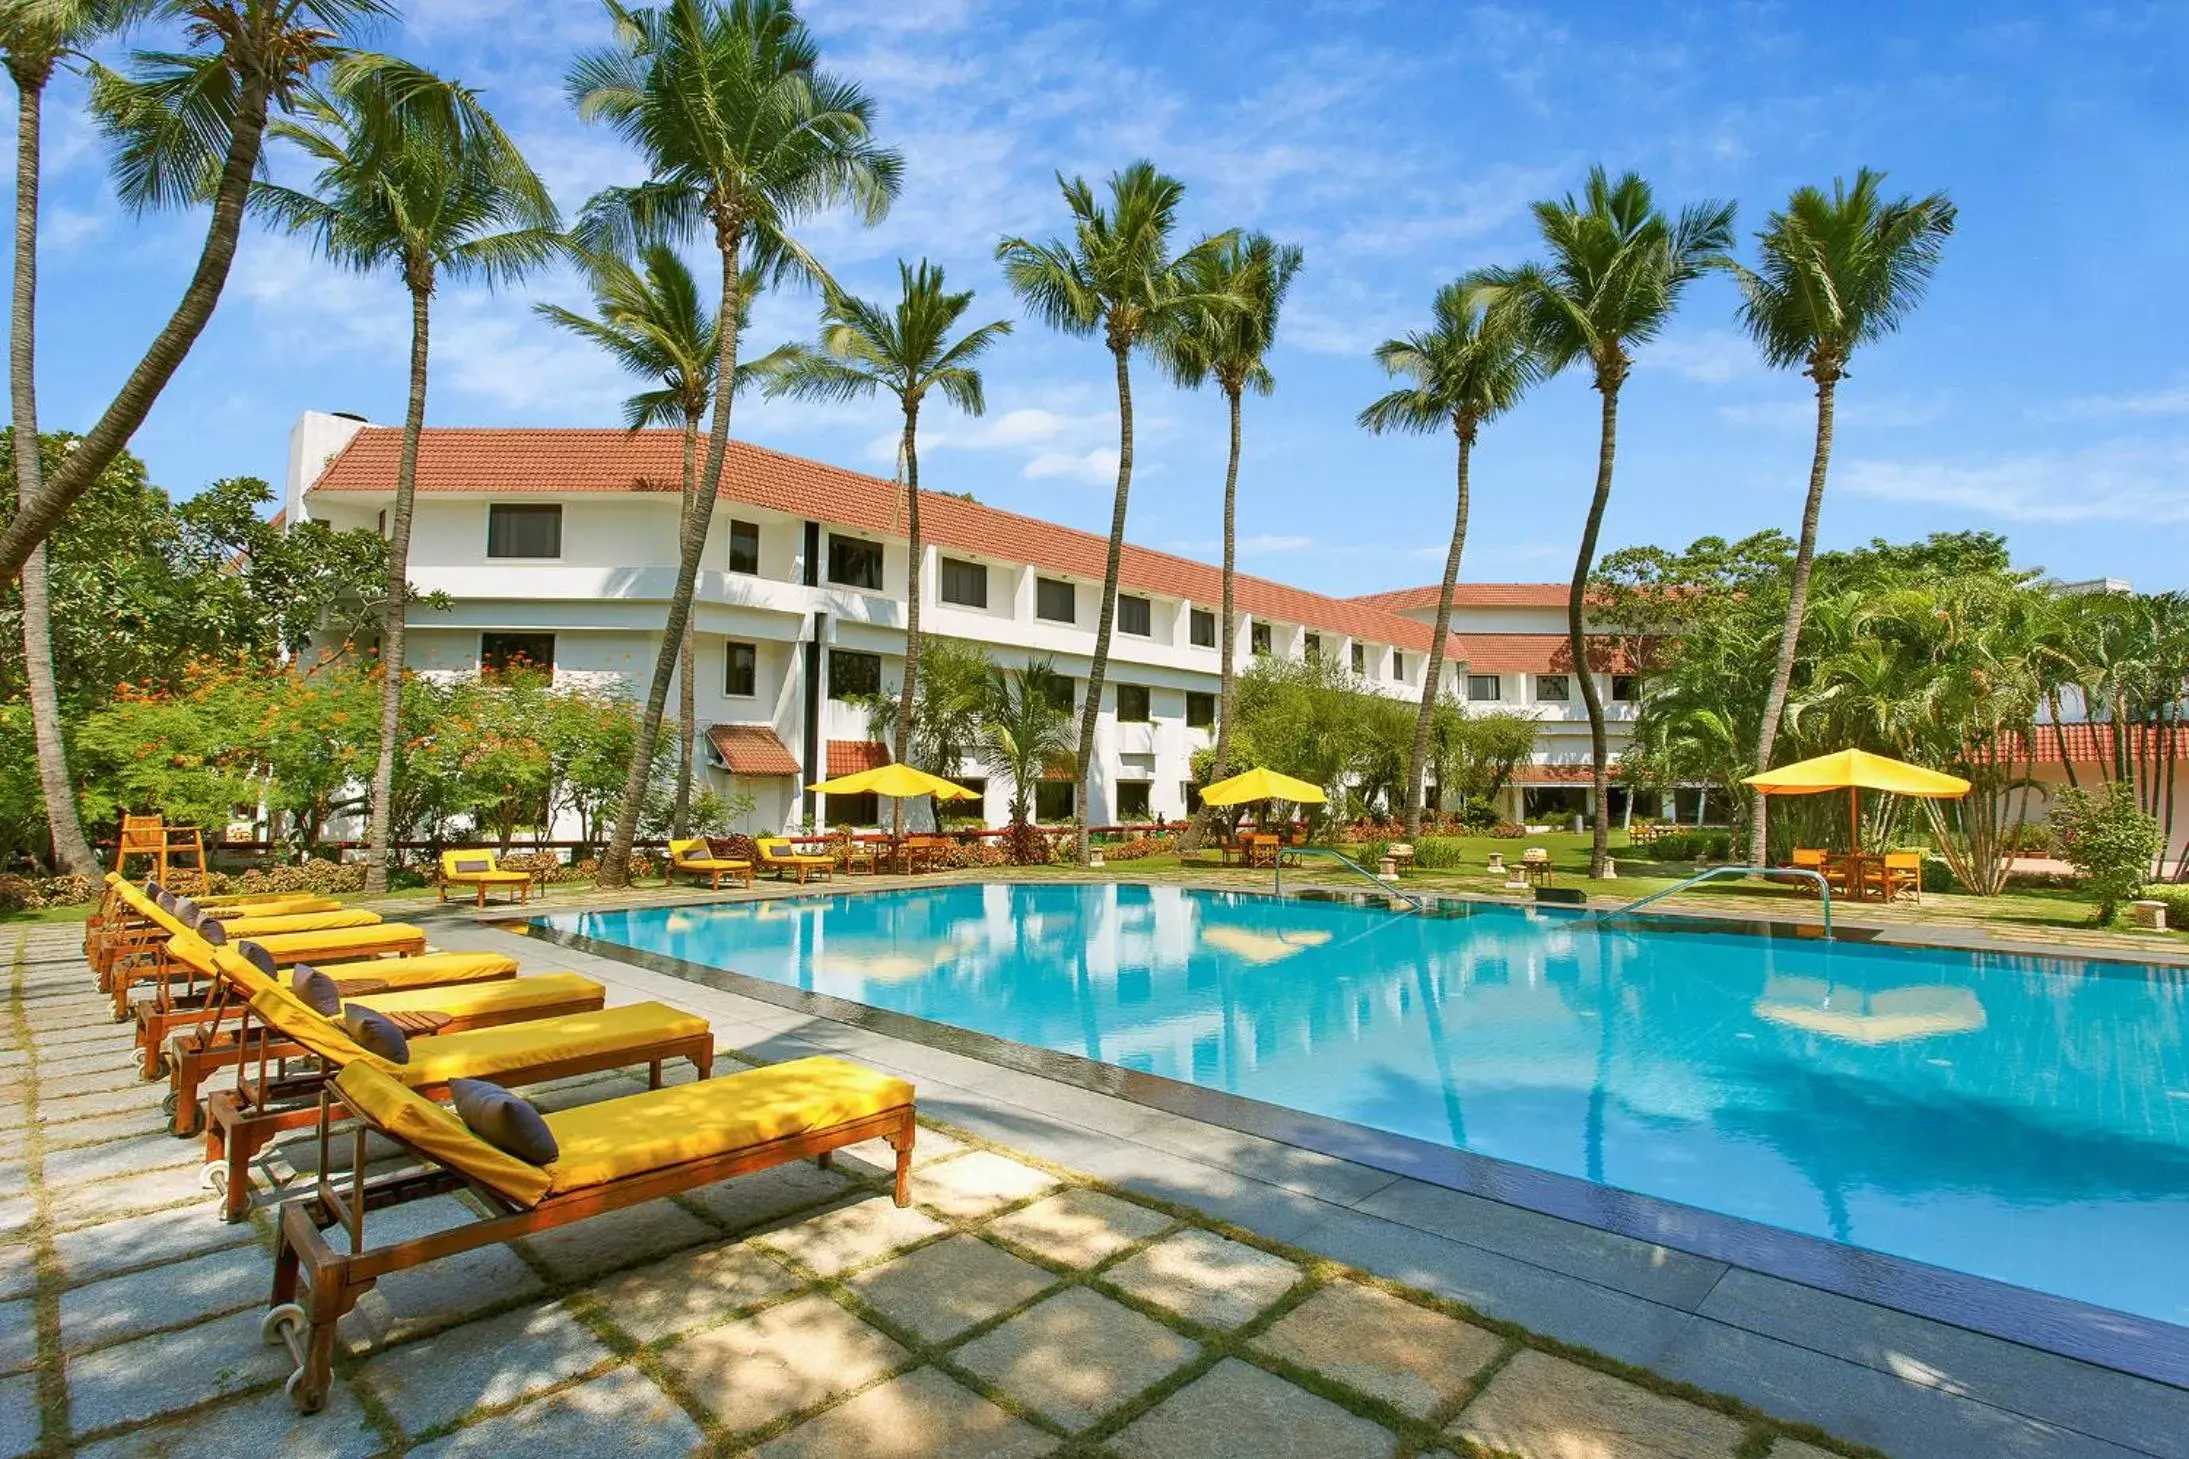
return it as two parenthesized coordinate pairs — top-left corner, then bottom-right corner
(288, 410), (1672, 834)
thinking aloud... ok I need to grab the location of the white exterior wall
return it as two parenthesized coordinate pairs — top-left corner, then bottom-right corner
(297, 413), (1636, 832)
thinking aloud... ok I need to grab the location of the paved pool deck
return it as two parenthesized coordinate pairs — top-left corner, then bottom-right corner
(4, 879), (2184, 1457)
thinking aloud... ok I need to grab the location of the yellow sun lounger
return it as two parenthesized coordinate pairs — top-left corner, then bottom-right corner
(756, 837), (835, 883)
(158, 940), (604, 1140)
(85, 879), (340, 973)
(667, 838), (754, 890)
(266, 1054), (914, 1412)
(438, 849), (537, 907)
(205, 979), (713, 1223)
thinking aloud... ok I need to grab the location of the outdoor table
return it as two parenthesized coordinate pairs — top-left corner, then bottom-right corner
(1826, 851), (1885, 901)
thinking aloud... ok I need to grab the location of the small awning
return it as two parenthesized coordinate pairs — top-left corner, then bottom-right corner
(827, 739), (891, 777)
(707, 724), (800, 777)
(1508, 763), (1601, 786)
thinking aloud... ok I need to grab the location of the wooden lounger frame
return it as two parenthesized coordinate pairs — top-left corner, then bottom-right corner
(267, 1080), (914, 1413)
(204, 1000), (715, 1222)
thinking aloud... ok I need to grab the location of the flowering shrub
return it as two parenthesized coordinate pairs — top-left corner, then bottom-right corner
(1488, 821), (1528, 839)
(941, 841), (1008, 869)
(495, 850), (576, 885)
(708, 834), (761, 865)
(0, 874), (101, 912)
(1102, 835), (1176, 863)
(1002, 821), (1050, 866)
(229, 858), (369, 895)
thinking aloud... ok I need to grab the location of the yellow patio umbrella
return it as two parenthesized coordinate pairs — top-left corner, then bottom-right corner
(806, 763), (982, 800)
(1741, 748), (1969, 850)
(1198, 766), (1328, 807)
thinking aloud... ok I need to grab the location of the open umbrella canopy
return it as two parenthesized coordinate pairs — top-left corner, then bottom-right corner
(806, 763), (982, 800)
(1198, 766), (1328, 806)
(1742, 748), (1970, 799)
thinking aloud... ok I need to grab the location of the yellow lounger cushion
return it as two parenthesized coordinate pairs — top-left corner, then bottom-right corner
(233, 925), (427, 961)
(215, 909), (383, 936)
(308, 951), (518, 988)
(352, 973), (603, 1020)
(398, 1003), (708, 1084)
(540, 1056), (913, 1195)
(204, 896), (343, 919)
(448, 869), (532, 885)
(335, 1061), (553, 1206)
(679, 857), (748, 871)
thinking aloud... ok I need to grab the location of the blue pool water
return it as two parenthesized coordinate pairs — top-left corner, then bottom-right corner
(544, 883), (2189, 1325)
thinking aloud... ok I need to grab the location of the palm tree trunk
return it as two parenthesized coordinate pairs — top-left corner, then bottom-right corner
(9, 76), (98, 876)
(1074, 340), (1135, 864)
(894, 411), (921, 842)
(1747, 372), (1839, 864)
(0, 66), (274, 584)
(1405, 422), (1472, 839)
(1184, 386), (1243, 854)
(361, 282), (433, 893)
(670, 414), (700, 840)
(1572, 381), (1620, 879)
(602, 231), (744, 887)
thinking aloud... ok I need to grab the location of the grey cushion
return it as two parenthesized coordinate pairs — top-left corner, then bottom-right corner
(197, 916), (227, 946)
(170, 895), (199, 925)
(143, 879), (164, 900)
(155, 888), (178, 914)
(448, 1079), (558, 1164)
(451, 857), (492, 873)
(292, 965), (341, 1017)
(236, 941), (278, 978)
(341, 1005), (409, 1063)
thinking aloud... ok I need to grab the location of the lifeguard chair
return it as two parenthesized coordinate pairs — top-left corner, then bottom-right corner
(112, 813), (208, 884)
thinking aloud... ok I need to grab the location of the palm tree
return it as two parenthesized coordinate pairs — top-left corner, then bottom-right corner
(1157, 232), (1301, 852)
(0, 0), (385, 584)
(256, 60), (562, 891)
(997, 162), (1235, 861)
(4, 0), (149, 874)
(1488, 168), (1733, 876)
(980, 660), (1075, 835)
(537, 243), (721, 838)
(1359, 271), (1544, 839)
(762, 258), (1010, 835)
(1734, 170), (1955, 862)
(568, 0), (900, 887)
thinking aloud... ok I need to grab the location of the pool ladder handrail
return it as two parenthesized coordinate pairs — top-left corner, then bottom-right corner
(1271, 846), (1427, 911)
(1598, 864), (1831, 940)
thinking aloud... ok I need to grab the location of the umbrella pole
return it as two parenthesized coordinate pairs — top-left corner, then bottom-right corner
(1849, 789), (1860, 853)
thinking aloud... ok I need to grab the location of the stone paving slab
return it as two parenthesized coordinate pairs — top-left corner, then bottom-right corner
(0, 1296), (34, 1375)
(907, 1149), (1058, 1219)
(757, 1194), (948, 1277)
(1111, 1357), (1397, 1459)
(984, 1188), (1172, 1267)
(750, 1366), (1054, 1459)
(583, 1240), (800, 1345)
(67, 1306), (291, 1435)
(0, 1369), (40, 1459)
(1105, 1227), (1304, 1329)
(520, 1195), (716, 1285)
(43, 1133), (198, 1189)
(655, 1290), (908, 1434)
(844, 1233), (1055, 1343)
(1452, 1349), (1747, 1459)
(334, 1194), (548, 1354)
(58, 1242), (266, 1353)
(360, 1299), (611, 1439)
(1253, 1280), (1504, 1419)
(52, 1203), (259, 1287)
(408, 1367), (704, 1458)
(681, 1157), (854, 1233)
(953, 1285), (1199, 1432)
(0, 1242), (34, 1302)
(73, 1376), (384, 1459)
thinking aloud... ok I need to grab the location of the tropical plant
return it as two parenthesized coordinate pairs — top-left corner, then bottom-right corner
(568, 0), (900, 886)
(1734, 169), (1955, 862)
(979, 659), (1074, 839)
(0, 0), (389, 584)
(848, 634), (993, 829)
(2, 0), (152, 873)
(1155, 231), (1301, 850)
(762, 257), (1010, 834)
(537, 242), (723, 837)
(257, 58), (561, 892)
(996, 160), (1235, 862)
(1487, 168), (1734, 877)
(2051, 782), (2164, 925)
(1359, 270), (1545, 838)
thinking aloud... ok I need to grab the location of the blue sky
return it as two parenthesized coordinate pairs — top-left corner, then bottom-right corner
(18, 0), (2189, 593)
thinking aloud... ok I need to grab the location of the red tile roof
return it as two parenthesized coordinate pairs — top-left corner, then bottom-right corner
(1509, 763), (1603, 784)
(1352, 582), (1574, 612)
(1461, 634), (1637, 674)
(707, 724), (800, 776)
(1987, 723), (2189, 766)
(827, 739), (891, 776)
(309, 427), (1463, 655)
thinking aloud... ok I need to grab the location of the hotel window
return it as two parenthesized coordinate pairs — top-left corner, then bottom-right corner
(724, 641), (757, 697)
(1190, 608), (1217, 648)
(1185, 691), (1216, 728)
(727, 519), (760, 574)
(1610, 673), (1638, 703)
(1039, 675), (1074, 715)
(1250, 622), (1272, 656)
(827, 649), (882, 700)
(828, 791), (879, 827)
(1117, 781), (1152, 820)
(1036, 577), (1076, 623)
(827, 534), (883, 590)
(1351, 642), (1367, 675)
(1467, 674), (1501, 702)
(1392, 651), (1407, 680)
(1115, 684), (1151, 722)
(1535, 673), (1571, 703)
(1034, 780), (1075, 822)
(1119, 594), (1152, 636)
(480, 632), (555, 675)
(940, 556), (988, 608)
(1303, 632), (1322, 662)
(486, 504), (561, 558)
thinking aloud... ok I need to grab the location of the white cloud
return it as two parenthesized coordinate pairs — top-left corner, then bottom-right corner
(2058, 384), (2189, 419)
(1716, 393), (1946, 430)
(1840, 440), (2189, 523)
(1644, 330), (1758, 386)
(1024, 447), (1121, 485)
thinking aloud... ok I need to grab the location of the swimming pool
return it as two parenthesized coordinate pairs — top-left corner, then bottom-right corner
(538, 882), (2189, 1329)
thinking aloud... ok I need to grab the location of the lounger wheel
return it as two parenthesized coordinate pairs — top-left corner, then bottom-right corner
(261, 1303), (306, 1347)
(200, 1162), (226, 1193)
